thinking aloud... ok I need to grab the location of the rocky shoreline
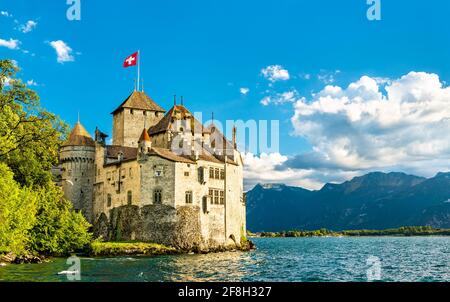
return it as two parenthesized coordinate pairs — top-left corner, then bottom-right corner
(0, 253), (48, 266)
(0, 240), (256, 265)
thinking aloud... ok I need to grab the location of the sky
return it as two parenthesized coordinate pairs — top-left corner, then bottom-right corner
(2, 0), (450, 190)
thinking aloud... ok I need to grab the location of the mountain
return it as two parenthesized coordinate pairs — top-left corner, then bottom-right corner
(246, 172), (450, 232)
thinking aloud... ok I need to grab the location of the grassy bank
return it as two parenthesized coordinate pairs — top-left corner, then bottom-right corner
(89, 241), (178, 257)
(251, 226), (450, 238)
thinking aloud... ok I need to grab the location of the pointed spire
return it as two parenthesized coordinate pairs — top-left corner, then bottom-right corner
(142, 78), (145, 92)
(174, 95), (177, 106)
(138, 128), (151, 143)
(180, 96), (184, 106)
(77, 111), (80, 124)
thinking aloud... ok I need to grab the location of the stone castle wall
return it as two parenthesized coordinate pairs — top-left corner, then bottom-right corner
(94, 204), (204, 250)
(60, 145), (96, 223)
(113, 108), (163, 147)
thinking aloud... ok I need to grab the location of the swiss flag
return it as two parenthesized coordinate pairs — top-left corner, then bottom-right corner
(123, 52), (138, 68)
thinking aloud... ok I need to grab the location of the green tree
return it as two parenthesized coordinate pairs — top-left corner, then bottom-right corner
(0, 163), (37, 255)
(0, 60), (68, 188)
(0, 59), (92, 257)
(28, 183), (92, 256)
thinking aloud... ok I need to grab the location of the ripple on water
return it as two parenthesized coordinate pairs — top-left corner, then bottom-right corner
(0, 237), (449, 282)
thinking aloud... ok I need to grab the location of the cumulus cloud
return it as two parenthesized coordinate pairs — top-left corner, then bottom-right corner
(0, 38), (20, 49)
(245, 71), (450, 190)
(243, 152), (358, 191)
(0, 11), (11, 17)
(240, 87), (250, 95)
(290, 71), (450, 177)
(261, 65), (290, 82)
(49, 40), (75, 63)
(20, 20), (37, 33)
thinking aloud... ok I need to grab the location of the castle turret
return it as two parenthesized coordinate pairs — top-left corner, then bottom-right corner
(138, 128), (152, 156)
(60, 121), (96, 223)
(111, 91), (165, 148)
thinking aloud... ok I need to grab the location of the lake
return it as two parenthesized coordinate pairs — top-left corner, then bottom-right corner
(1, 237), (449, 282)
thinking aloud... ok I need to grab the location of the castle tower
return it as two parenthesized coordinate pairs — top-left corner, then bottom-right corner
(138, 128), (152, 156)
(111, 91), (165, 148)
(60, 121), (96, 223)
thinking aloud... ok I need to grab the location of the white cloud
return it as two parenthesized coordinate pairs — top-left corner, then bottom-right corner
(245, 71), (450, 190)
(261, 65), (290, 82)
(290, 71), (450, 177)
(26, 79), (38, 86)
(260, 90), (299, 106)
(240, 87), (250, 95)
(49, 40), (75, 63)
(20, 20), (37, 33)
(243, 152), (357, 190)
(0, 11), (11, 17)
(317, 70), (341, 84)
(0, 38), (20, 49)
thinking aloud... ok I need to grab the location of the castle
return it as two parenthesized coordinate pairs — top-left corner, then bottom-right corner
(58, 90), (246, 250)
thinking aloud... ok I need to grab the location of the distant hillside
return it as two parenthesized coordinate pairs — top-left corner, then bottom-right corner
(246, 172), (450, 232)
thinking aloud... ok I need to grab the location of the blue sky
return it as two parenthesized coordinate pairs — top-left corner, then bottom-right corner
(2, 0), (450, 189)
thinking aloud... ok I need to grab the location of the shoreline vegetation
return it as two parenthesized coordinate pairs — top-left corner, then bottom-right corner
(250, 226), (450, 238)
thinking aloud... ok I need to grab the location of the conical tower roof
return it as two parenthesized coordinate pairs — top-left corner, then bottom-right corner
(138, 128), (151, 143)
(62, 122), (95, 147)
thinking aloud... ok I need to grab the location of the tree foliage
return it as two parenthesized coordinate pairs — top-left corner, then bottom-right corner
(0, 163), (37, 255)
(0, 60), (68, 188)
(28, 184), (92, 256)
(0, 59), (91, 257)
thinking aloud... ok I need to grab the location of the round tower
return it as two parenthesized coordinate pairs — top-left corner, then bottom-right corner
(60, 121), (96, 223)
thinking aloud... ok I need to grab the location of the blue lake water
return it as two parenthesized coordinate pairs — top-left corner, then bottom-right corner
(1, 237), (449, 282)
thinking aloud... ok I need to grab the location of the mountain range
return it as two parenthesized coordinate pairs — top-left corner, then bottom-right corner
(246, 172), (450, 232)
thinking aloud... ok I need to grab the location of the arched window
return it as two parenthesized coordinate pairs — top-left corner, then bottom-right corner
(127, 191), (132, 205)
(154, 189), (162, 204)
(107, 194), (112, 207)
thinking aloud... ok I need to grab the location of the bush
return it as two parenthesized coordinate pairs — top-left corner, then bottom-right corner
(28, 183), (92, 256)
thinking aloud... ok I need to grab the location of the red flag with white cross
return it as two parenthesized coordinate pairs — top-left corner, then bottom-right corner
(123, 52), (138, 68)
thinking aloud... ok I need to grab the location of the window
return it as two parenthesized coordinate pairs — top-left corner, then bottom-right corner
(107, 194), (112, 207)
(209, 168), (214, 179)
(184, 171), (190, 177)
(155, 112), (158, 117)
(209, 189), (214, 204)
(155, 170), (163, 177)
(107, 172), (111, 181)
(220, 169), (225, 180)
(185, 191), (193, 204)
(214, 189), (219, 205)
(127, 191), (132, 205)
(220, 190), (224, 205)
(130, 109), (134, 114)
(129, 168), (133, 179)
(215, 168), (220, 179)
(154, 189), (162, 204)
(143, 111), (147, 116)
(121, 168), (126, 179)
(202, 196), (208, 214)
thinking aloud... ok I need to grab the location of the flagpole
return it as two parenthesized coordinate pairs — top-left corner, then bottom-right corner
(137, 49), (141, 92)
